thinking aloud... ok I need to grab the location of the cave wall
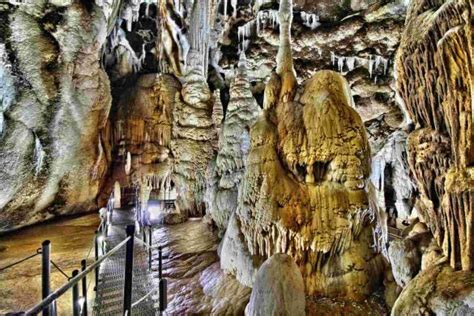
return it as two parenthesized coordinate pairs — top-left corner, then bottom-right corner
(0, 1), (111, 231)
(395, 0), (473, 271)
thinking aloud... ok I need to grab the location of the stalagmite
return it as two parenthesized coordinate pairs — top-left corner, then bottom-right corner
(224, 60), (383, 298)
(275, 0), (297, 102)
(206, 52), (261, 233)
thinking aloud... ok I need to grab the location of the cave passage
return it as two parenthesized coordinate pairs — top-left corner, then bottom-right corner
(0, 0), (473, 315)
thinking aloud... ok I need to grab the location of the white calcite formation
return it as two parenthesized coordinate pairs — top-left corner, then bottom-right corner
(206, 53), (261, 234)
(369, 131), (416, 257)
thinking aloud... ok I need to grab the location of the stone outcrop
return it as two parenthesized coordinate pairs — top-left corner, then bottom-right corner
(395, 0), (473, 271)
(245, 254), (306, 316)
(388, 239), (421, 288)
(0, 1), (111, 231)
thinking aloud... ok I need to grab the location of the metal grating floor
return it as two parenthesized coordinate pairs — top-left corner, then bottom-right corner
(93, 209), (159, 316)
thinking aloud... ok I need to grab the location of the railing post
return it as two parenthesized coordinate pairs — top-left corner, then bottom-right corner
(123, 225), (135, 315)
(94, 231), (99, 291)
(158, 247), (167, 313)
(81, 259), (88, 316)
(41, 240), (51, 316)
(148, 226), (152, 270)
(72, 270), (80, 316)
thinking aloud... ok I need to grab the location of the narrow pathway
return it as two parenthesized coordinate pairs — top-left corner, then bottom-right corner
(94, 208), (158, 315)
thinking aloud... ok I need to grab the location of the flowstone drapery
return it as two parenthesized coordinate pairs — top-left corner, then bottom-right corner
(395, 0), (473, 271)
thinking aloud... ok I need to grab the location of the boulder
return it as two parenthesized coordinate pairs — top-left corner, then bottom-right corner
(245, 254), (306, 316)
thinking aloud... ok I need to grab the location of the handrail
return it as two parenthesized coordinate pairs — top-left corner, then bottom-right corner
(50, 260), (70, 279)
(132, 284), (158, 308)
(0, 248), (41, 272)
(24, 236), (131, 315)
(134, 236), (162, 251)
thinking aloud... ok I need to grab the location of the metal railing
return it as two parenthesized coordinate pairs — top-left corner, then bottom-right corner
(5, 192), (168, 315)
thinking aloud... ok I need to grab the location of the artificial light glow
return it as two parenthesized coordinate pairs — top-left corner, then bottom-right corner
(77, 297), (85, 307)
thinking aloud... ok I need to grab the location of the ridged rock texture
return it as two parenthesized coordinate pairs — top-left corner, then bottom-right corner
(171, 63), (219, 217)
(205, 53), (261, 234)
(395, 0), (473, 271)
(0, 1), (111, 231)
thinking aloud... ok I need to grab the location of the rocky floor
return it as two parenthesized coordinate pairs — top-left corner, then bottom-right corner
(151, 219), (252, 315)
(306, 295), (388, 315)
(0, 214), (99, 314)
(0, 213), (390, 315)
(150, 218), (389, 315)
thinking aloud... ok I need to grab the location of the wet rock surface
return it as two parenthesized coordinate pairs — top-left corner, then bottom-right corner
(151, 219), (251, 315)
(0, 2), (111, 231)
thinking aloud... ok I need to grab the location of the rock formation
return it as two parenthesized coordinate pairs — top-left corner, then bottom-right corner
(0, 1), (111, 231)
(389, 0), (474, 312)
(392, 264), (474, 315)
(206, 53), (261, 234)
(221, 0), (383, 300)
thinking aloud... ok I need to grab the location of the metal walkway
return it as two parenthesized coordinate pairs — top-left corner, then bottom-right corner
(93, 208), (158, 315)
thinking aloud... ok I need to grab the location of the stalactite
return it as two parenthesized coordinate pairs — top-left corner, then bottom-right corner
(300, 12), (320, 30)
(186, 0), (211, 77)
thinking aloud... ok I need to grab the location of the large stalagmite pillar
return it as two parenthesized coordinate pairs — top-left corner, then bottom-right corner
(170, 0), (219, 217)
(220, 0), (383, 299)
